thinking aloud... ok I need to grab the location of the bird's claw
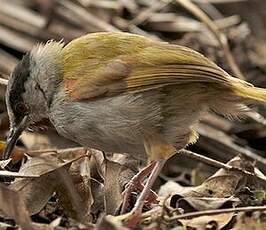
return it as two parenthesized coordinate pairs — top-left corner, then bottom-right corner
(121, 181), (158, 214)
(116, 208), (142, 228)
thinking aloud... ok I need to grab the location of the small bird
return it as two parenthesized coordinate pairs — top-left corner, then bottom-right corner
(3, 32), (266, 225)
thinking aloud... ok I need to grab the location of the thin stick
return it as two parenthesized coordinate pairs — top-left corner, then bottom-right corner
(27, 146), (85, 155)
(176, 0), (245, 80)
(179, 149), (231, 169)
(58, 0), (120, 32)
(164, 205), (266, 221)
(131, 0), (170, 26)
(0, 170), (39, 178)
(0, 77), (8, 86)
(179, 149), (266, 182)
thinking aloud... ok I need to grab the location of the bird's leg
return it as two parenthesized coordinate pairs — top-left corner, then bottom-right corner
(121, 161), (158, 214)
(123, 159), (166, 227)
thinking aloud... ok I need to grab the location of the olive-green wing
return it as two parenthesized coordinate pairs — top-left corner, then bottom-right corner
(61, 32), (248, 100)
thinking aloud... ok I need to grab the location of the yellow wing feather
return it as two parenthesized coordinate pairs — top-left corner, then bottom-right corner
(60, 32), (259, 101)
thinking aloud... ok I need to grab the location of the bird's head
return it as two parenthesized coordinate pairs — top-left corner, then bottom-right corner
(3, 41), (64, 159)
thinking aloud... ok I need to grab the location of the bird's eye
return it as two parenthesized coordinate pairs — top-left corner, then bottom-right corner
(15, 102), (28, 114)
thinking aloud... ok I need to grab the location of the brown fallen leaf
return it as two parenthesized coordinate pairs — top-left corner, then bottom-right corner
(0, 184), (34, 230)
(167, 156), (253, 202)
(191, 156), (252, 198)
(158, 180), (192, 198)
(57, 156), (93, 223)
(90, 178), (105, 220)
(104, 159), (124, 215)
(97, 215), (129, 230)
(180, 213), (234, 230)
(158, 156), (257, 215)
(9, 153), (84, 215)
(233, 212), (266, 230)
(103, 156), (138, 215)
(170, 196), (240, 213)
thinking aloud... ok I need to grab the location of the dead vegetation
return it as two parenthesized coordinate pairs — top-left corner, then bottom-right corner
(0, 0), (266, 229)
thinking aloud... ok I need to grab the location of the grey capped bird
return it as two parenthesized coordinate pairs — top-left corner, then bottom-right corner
(4, 32), (266, 226)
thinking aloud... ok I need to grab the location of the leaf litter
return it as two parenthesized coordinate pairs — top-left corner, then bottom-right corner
(0, 0), (266, 229)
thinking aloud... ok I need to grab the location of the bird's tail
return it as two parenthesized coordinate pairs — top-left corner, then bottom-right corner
(209, 78), (266, 118)
(231, 78), (266, 103)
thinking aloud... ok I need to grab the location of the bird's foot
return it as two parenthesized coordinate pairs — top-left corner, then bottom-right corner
(116, 208), (142, 228)
(121, 180), (158, 213)
(120, 162), (157, 214)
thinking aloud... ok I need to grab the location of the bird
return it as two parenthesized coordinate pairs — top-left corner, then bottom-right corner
(3, 32), (266, 226)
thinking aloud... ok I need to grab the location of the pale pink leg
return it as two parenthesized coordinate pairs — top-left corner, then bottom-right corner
(121, 161), (157, 214)
(124, 159), (166, 227)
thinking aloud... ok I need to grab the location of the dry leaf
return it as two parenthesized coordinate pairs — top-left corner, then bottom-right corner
(9, 153), (83, 215)
(103, 157), (138, 215)
(233, 212), (266, 230)
(158, 180), (191, 198)
(90, 178), (105, 219)
(104, 159), (124, 215)
(0, 184), (34, 230)
(191, 157), (251, 198)
(170, 196), (239, 212)
(57, 156), (93, 222)
(161, 157), (253, 214)
(97, 215), (129, 230)
(166, 157), (252, 204)
(180, 213), (234, 230)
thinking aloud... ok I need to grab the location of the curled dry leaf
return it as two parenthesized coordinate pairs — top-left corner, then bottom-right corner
(88, 150), (105, 182)
(180, 213), (234, 230)
(170, 196), (240, 212)
(189, 156), (253, 198)
(104, 159), (125, 215)
(90, 178), (105, 219)
(177, 156), (252, 199)
(9, 152), (85, 216)
(103, 156), (138, 215)
(57, 156), (93, 223)
(157, 157), (256, 214)
(0, 184), (34, 230)
(158, 180), (192, 198)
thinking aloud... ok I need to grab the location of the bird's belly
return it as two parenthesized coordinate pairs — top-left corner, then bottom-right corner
(49, 87), (206, 159)
(49, 92), (163, 158)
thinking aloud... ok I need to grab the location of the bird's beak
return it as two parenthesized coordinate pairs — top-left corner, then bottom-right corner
(2, 116), (28, 160)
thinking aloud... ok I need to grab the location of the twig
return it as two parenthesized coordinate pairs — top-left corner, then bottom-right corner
(246, 111), (266, 126)
(176, 0), (245, 80)
(0, 24), (35, 52)
(0, 170), (39, 178)
(0, 0), (46, 28)
(164, 205), (266, 221)
(58, 0), (120, 32)
(0, 78), (8, 86)
(197, 123), (266, 170)
(179, 149), (266, 182)
(131, 0), (170, 26)
(179, 149), (232, 169)
(27, 147), (85, 155)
